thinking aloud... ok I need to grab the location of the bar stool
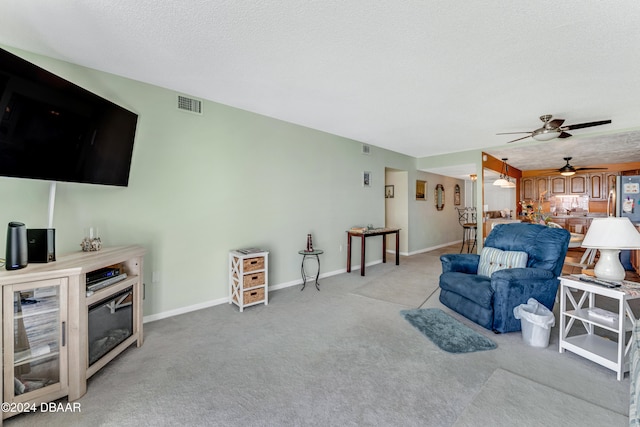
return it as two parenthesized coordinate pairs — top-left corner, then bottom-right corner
(456, 207), (477, 253)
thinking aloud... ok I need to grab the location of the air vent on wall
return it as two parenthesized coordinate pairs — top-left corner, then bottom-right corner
(362, 144), (371, 155)
(177, 95), (202, 115)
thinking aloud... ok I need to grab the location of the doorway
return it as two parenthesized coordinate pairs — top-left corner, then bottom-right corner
(384, 168), (408, 254)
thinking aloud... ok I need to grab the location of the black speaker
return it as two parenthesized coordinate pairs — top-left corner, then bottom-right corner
(27, 228), (56, 263)
(6, 222), (27, 270)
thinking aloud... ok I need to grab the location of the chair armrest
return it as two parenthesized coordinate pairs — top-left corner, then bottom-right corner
(491, 267), (555, 283)
(440, 254), (480, 274)
(490, 267), (559, 333)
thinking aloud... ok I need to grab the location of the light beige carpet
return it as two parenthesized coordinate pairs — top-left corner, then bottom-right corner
(453, 368), (628, 427)
(350, 250), (444, 307)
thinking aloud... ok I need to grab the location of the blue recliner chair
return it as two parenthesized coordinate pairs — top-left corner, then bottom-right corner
(439, 223), (570, 333)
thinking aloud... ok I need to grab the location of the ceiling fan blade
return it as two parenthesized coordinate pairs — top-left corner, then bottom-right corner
(548, 119), (565, 128)
(506, 134), (534, 143)
(575, 167), (608, 171)
(496, 131), (532, 135)
(558, 132), (572, 138)
(561, 120), (612, 131)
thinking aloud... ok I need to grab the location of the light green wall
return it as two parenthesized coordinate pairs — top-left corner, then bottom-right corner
(417, 150), (484, 249)
(410, 171), (467, 253)
(0, 47), (466, 318)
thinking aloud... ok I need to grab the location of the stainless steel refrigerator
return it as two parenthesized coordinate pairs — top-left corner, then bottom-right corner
(616, 175), (640, 270)
(616, 175), (640, 224)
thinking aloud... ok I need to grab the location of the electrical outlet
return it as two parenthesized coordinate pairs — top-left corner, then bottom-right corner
(339, 244), (343, 252)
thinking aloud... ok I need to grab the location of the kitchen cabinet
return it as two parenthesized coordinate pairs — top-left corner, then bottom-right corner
(568, 217), (590, 235)
(550, 176), (566, 196)
(569, 175), (587, 195)
(521, 178), (535, 200)
(521, 177), (549, 200)
(547, 216), (593, 235)
(536, 177), (549, 199)
(523, 172), (619, 200)
(550, 217), (567, 228)
(589, 174), (603, 200)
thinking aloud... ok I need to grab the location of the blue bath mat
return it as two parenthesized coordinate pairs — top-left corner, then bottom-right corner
(401, 308), (497, 353)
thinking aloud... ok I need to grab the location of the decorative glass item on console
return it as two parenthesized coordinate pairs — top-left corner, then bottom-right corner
(81, 227), (102, 252)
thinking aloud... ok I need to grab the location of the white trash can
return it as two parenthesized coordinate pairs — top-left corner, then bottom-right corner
(513, 298), (555, 348)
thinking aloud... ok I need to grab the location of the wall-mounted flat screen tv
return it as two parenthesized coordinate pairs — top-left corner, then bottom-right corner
(0, 47), (138, 186)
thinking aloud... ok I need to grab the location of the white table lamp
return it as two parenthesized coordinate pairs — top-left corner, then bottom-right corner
(581, 217), (640, 281)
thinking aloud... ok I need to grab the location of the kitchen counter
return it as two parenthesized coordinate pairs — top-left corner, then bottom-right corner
(547, 213), (607, 219)
(484, 218), (521, 237)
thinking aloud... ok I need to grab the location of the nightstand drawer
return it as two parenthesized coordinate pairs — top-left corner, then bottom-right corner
(243, 271), (265, 288)
(242, 287), (264, 305)
(243, 257), (265, 272)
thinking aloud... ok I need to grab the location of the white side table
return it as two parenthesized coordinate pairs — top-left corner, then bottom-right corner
(298, 249), (323, 291)
(559, 275), (640, 380)
(229, 250), (269, 312)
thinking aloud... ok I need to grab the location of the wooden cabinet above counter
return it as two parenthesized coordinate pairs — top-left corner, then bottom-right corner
(521, 172), (619, 201)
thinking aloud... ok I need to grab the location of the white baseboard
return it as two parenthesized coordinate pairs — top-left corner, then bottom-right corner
(143, 247), (463, 324)
(143, 261), (382, 323)
(386, 240), (461, 257)
(143, 298), (228, 323)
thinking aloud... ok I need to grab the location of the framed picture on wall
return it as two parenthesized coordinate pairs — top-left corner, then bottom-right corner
(363, 171), (371, 187)
(416, 180), (426, 201)
(454, 184), (461, 205)
(385, 185), (394, 198)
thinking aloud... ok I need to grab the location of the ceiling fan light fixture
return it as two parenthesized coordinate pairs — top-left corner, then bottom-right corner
(532, 129), (561, 141)
(560, 170), (576, 177)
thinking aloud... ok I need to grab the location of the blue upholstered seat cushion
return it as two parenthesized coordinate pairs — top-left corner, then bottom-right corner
(439, 272), (493, 308)
(477, 247), (528, 278)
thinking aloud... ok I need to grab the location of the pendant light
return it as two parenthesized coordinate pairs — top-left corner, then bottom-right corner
(493, 158), (510, 186)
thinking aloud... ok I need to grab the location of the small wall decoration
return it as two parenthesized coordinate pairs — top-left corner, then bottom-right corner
(363, 171), (371, 188)
(435, 184), (445, 211)
(454, 184), (461, 205)
(385, 185), (394, 198)
(416, 180), (426, 201)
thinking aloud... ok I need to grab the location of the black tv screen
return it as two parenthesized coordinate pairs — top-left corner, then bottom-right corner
(0, 47), (138, 186)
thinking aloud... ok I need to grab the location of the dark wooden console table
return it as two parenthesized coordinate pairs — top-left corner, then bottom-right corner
(346, 228), (400, 276)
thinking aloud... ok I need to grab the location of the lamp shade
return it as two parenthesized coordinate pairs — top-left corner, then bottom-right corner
(581, 217), (640, 249)
(493, 178), (508, 186)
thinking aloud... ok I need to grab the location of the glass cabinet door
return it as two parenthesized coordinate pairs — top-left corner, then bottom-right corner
(5, 278), (67, 401)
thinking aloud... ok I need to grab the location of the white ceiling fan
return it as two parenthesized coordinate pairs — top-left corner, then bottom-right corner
(497, 115), (612, 143)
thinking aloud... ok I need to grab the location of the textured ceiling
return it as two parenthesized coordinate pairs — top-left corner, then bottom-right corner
(2, 1), (640, 176)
